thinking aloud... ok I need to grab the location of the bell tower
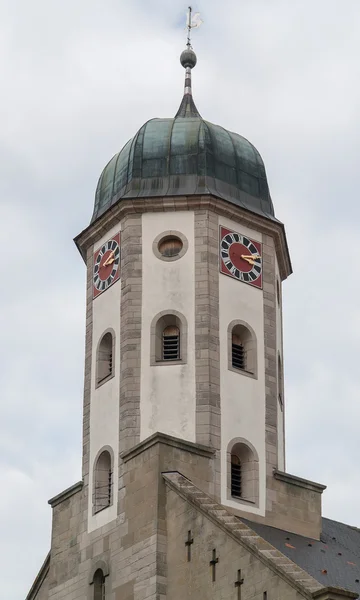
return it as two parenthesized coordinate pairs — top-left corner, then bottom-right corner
(74, 35), (294, 535)
(27, 17), (329, 600)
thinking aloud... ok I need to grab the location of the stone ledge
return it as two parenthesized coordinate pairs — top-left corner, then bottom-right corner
(121, 431), (215, 463)
(312, 587), (358, 600)
(74, 195), (292, 280)
(274, 470), (327, 494)
(48, 480), (83, 507)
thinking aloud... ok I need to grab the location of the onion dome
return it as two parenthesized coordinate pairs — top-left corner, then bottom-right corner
(92, 48), (274, 223)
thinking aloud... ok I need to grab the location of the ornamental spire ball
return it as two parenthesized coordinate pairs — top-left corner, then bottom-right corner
(180, 47), (197, 69)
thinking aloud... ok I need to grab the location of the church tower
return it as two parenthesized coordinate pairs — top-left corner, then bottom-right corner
(75, 40), (292, 534)
(27, 20), (330, 600)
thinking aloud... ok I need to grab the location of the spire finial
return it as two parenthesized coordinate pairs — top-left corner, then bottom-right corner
(175, 7), (202, 118)
(186, 6), (193, 49)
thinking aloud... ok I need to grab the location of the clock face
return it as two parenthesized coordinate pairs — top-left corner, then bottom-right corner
(93, 233), (121, 298)
(219, 226), (262, 288)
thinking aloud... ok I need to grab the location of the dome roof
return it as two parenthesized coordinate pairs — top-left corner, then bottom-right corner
(91, 50), (275, 224)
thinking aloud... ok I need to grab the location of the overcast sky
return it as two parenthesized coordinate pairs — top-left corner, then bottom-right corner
(1, 0), (360, 598)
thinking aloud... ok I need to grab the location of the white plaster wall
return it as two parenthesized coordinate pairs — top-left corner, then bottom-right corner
(275, 257), (285, 471)
(140, 211), (196, 442)
(219, 216), (266, 516)
(88, 223), (121, 533)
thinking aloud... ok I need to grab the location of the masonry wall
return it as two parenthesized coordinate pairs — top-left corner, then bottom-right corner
(43, 437), (215, 600)
(140, 211), (196, 442)
(219, 214), (266, 517)
(166, 486), (306, 600)
(89, 223), (121, 532)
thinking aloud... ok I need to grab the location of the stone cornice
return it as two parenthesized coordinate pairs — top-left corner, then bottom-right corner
(74, 195), (292, 281)
(312, 588), (358, 600)
(163, 471), (323, 600)
(48, 480), (83, 508)
(274, 470), (327, 494)
(121, 431), (215, 463)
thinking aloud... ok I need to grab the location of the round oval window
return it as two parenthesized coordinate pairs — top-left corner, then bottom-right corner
(158, 236), (183, 258)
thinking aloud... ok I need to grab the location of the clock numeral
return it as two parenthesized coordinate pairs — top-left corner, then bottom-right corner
(249, 243), (257, 254)
(253, 265), (261, 275)
(229, 265), (238, 277)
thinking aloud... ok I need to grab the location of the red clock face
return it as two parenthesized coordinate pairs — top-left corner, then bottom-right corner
(93, 233), (121, 298)
(220, 226), (262, 288)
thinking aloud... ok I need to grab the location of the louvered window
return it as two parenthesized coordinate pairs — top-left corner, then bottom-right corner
(163, 326), (180, 361)
(232, 342), (245, 370)
(98, 332), (113, 384)
(94, 451), (112, 513)
(231, 455), (242, 498)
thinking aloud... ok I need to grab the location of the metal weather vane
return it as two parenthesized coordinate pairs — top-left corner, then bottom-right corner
(186, 6), (203, 49)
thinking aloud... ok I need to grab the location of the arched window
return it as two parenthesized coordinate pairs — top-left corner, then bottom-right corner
(151, 311), (187, 365)
(278, 354), (283, 411)
(228, 440), (259, 505)
(93, 568), (105, 600)
(163, 325), (180, 360)
(228, 321), (257, 376)
(97, 331), (114, 385)
(93, 450), (112, 513)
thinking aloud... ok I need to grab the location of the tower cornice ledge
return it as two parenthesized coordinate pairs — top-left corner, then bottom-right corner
(74, 195), (292, 281)
(274, 470), (327, 494)
(48, 480), (83, 507)
(120, 431), (215, 463)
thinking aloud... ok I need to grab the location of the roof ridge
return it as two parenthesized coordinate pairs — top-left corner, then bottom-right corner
(163, 471), (323, 599)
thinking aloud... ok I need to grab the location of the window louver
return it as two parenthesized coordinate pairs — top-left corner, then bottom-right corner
(232, 342), (245, 370)
(231, 459), (242, 498)
(163, 326), (180, 360)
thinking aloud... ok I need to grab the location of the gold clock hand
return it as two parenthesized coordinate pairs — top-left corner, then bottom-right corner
(102, 251), (114, 267)
(240, 254), (261, 266)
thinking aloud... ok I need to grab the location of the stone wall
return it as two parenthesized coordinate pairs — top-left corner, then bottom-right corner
(166, 486), (307, 600)
(41, 434), (214, 600)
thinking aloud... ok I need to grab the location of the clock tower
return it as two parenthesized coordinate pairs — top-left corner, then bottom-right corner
(27, 30), (328, 600)
(73, 41), (294, 534)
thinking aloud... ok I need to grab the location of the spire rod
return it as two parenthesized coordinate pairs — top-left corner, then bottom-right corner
(186, 6), (192, 48)
(175, 7), (202, 118)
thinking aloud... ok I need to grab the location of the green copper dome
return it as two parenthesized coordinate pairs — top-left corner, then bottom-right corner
(91, 50), (275, 223)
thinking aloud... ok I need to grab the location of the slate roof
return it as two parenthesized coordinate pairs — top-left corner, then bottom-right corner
(242, 517), (360, 594)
